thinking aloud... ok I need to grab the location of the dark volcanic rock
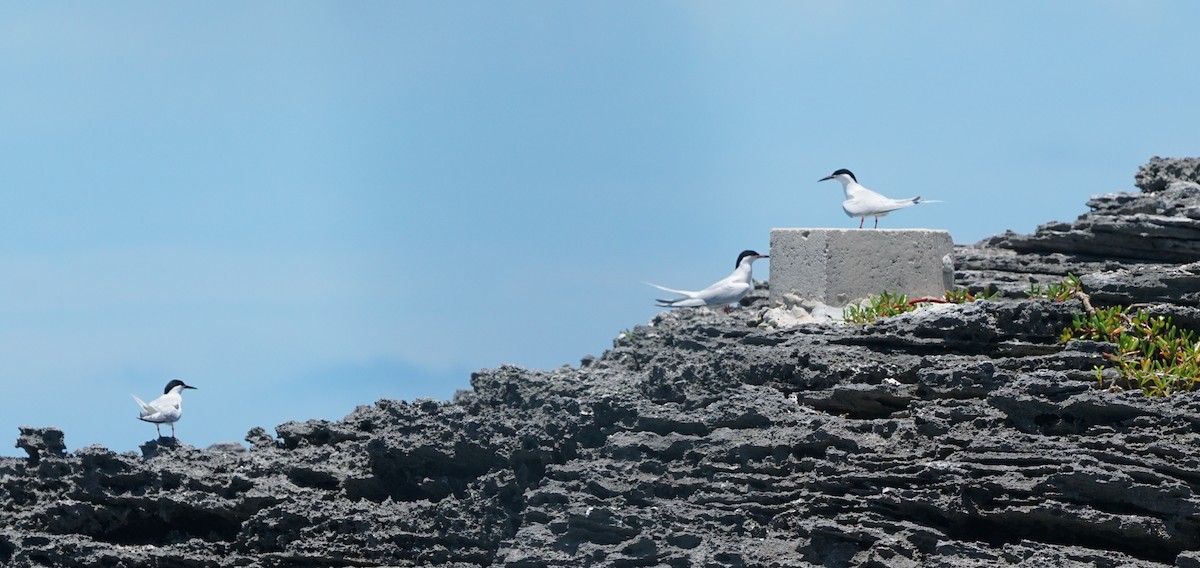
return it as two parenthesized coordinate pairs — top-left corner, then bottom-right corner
(14, 427), (65, 465)
(1136, 156), (1200, 193)
(980, 157), (1200, 264)
(4, 158), (1200, 567)
(956, 157), (1200, 307)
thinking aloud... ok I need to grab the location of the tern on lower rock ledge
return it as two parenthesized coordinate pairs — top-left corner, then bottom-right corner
(645, 250), (768, 310)
(819, 168), (941, 228)
(132, 379), (197, 439)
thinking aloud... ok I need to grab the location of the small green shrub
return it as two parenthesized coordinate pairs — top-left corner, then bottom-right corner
(1026, 274), (1083, 301)
(844, 291), (914, 324)
(843, 288), (998, 325)
(944, 287), (1000, 303)
(1063, 306), (1200, 397)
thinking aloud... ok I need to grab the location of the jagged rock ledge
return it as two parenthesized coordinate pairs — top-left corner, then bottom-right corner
(3, 158), (1200, 567)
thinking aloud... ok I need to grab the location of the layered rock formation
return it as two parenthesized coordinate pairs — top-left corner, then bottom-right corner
(3, 158), (1200, 567)
(955, 156), (1200, 332)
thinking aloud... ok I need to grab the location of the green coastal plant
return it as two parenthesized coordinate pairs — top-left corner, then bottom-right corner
(847, 273), (1200, 397)
(1062, 306), (1200, 397)
(1026, 274), (1083, 301)
(844, 291), (914, 324)
(1026, 274), (1199, 397)
(843, 287), (998, 325)
(943, 287), (1000, 303)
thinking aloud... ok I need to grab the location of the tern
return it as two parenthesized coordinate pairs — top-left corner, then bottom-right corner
(646, 250), (768, 309)
(818, 168), (940, 228)
(132, 379), (197, 439)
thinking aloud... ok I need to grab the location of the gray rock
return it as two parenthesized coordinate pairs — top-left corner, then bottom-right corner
(1135, 156), (1200, 193)
(14, 427), (65, 464)
(960, 157), (1200, 272)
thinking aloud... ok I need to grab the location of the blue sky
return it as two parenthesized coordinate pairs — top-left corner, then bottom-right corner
(2, 2), (1197, 455)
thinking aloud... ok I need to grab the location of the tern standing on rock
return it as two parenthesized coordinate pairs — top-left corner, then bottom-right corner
(132, 379), (197, 439)
(646, 250), (768, 310)
(819, 168), (940, 228)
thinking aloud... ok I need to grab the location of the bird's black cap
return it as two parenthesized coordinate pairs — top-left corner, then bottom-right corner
(164, 379), (197, 394)
(736, 250), (768, 268)
(819, 168), (857, 183)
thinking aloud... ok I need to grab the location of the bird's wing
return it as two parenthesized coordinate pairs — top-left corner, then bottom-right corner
(656, 297), (709, 308)
(143, 394), (182, 423)
(651, 277), (731, 307)
(648, 268), (752, 307)
(844, 183), (898, 205)
(133, 394), (167, 421)
(644, 282), (699, 298)
(884, 197), (922, 210)
(845, 196), (922, 217)
(688, 278), (751, 306)
(131, 394), (152, 413)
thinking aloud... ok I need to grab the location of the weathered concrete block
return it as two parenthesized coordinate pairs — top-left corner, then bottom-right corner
(769, 228), (954, 307)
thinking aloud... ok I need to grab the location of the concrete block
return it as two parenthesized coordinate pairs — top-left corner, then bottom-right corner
(769, 228), (954, 307)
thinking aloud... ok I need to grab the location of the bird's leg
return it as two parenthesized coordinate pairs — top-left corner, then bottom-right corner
(873, 216), (879, 229)
(171, 423), (177, 439)
(155, 424), (162, 438)
(858, 217), (865, 229)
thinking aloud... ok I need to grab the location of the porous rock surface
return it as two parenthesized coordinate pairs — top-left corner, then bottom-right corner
(4, 158), (1200, 567)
